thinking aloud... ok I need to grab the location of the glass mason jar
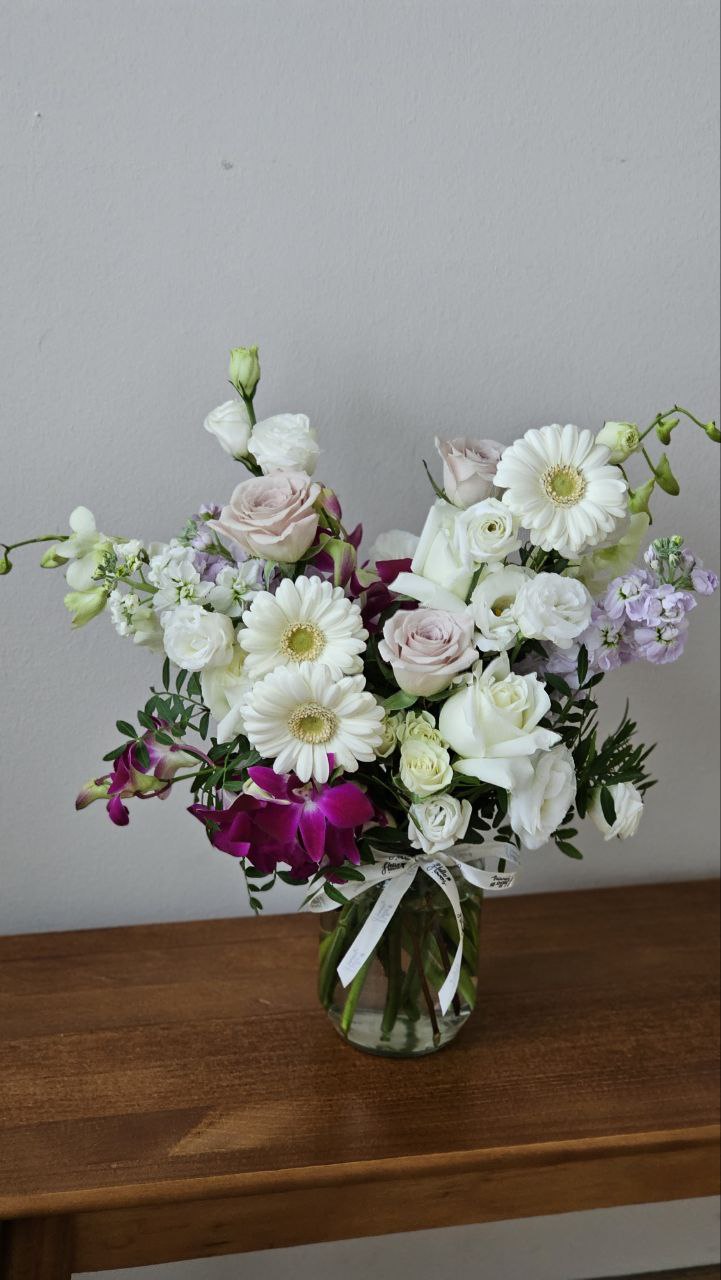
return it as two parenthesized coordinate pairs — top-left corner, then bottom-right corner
(317, 876), (483, 1057)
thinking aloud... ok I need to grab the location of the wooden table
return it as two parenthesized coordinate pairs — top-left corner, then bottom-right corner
(0, 880), (718, 1278)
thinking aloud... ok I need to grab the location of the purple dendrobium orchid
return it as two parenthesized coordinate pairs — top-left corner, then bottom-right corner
(76, 727), (196, 827)
(246, 766), (375, 865)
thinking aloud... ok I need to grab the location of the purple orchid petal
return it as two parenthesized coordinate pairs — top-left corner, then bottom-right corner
(316, 782), (374, 828)
(299, 803), (327, 862)
(247, 766), (291, 801)
(107, 795), (130, 826)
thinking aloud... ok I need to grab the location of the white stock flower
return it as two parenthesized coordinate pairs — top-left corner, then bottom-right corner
(161, 603), (235, 672)
(248, 414), (319, 475)
(200, 645), (250, 722)
(108, 588), (163, 649)
(239, 576), (367, 679)
(495, 424), (628, 559)
(588, 782), (644, 841)
(453, 498), (520, 566)
(113, 539), (145, 574)
(207, 562), (264, 617)
(391, 500), (474, 612)
(399, 737), (454, 797)
(513, 573), (593, 649)
(242, 662), (384, 784)
(408, 794), (472, 854)
(508, 746), (577, 850)
(148, 543), (211, 611)
(438, 652), (560, 790)
(470, 564), (532, 652)
(203, 401), (252, 460)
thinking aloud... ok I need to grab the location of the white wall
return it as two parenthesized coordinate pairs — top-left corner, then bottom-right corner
(1, 1), (719, 1276)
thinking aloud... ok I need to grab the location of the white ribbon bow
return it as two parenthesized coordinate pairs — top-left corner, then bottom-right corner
(305, 842), (519, 1015)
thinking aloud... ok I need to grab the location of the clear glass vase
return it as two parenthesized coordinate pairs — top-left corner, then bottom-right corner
(318, 877), (482, 1057)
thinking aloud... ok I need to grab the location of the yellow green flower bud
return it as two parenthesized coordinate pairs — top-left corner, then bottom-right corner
(596, 421), (641, 464)
(40, 545), (68, 568)
(628, 476), (656, 518)
(0, 550), (12, 575)
(703, 420), (721, 443)
(64, 586), (108, 627)
(655, 416), (679, 445)
(229, 345), (260, 398)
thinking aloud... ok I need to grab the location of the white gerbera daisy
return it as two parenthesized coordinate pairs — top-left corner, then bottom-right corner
(243, 662), (385, 783)
(495, 424), (628, 559)
(238, 575), (367, 679)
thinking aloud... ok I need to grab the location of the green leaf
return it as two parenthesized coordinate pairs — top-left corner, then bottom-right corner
(198, 711), (210, 740)
(557, 840), (583, 859)
(544, 673), (573, 697)
(323, 883), (350, 906)
(382, 691), (418, 712)
(137, 709), (157, 733)
(103, 745), (128, 762)
(422, 459), (446, 500)
(187, 672), (202, 698)
(175, 669), (187, 693)
(600, 786), (617, 827)
(577, 645), (589, 687)
(116, 720), (136, 738)
(162, 658), (171, 690)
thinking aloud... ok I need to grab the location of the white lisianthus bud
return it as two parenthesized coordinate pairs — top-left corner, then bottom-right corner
(204, 401), (252, 460)
(248, 414), (319, 475)
(229, 346), (260, 397)
(408, 794), (472, 854)
(588, 782), (644, 841)
(161, 603), (235, 671)
(596, 422), (641, 464)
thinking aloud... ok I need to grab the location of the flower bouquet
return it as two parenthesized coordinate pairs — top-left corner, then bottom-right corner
(3, 346), (718, 1056)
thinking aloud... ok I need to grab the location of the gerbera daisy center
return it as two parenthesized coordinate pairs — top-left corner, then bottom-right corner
(280, 621), (326, 662)
(288, 702), (337, 744)
(541, 463), (587, 507)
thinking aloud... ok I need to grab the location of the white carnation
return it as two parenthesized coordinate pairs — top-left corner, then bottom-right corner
(161, 603), (235, 671)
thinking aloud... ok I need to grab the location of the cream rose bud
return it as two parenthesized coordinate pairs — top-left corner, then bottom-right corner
(595, 421), (641, 464)
(436, 436), (504, 508)
(399, 737), (454, 797)
(508, 746), (577, 850)
(209, 471), (321, 563)
(588, 782), (644, 841)
(438, 652), (560, 790)
(379, 608), (477, 696)
(513, 573), (593, 649)
(248, 414), (319, 476)
(471, 564), (532, 653)
(408, 794), (473, 855)
(391, 500), (474, 611)
(161, 603), (235, 671)
(203, 401), (252, 460)
(454, 498), (520, 566)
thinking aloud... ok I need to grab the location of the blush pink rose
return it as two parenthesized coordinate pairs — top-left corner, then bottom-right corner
(379, 607), (477, 696)
(209, 471), (321, 563)
(435, 436), (505, 508)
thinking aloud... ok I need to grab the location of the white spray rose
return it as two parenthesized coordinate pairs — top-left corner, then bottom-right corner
(395, 709), (443, 744)
(453, 497), (520, 566)
(161, 603), (235, 671)
(513, 573), (593, 649)
(391, 500), (473, 612)
(203, 401), (252, 460)
(435, 436), (504, 508)
(508, 746), (577, 850)
(588, 782), (644, 841)
(595, 421), (641, 464)
(408, 794), (472, 854)
(438, 653), (560, 790)
(399, 737), (454, 797)
(248, 414), (319, 475)
(470, 564), (533, 652)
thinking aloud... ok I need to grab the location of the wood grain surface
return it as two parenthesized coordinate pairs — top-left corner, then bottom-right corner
(0, 880), (718, 1272)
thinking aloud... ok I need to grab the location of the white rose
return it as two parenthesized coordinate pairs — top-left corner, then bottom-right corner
(395, 710), (442, 743)
(470, 564), (532, 652)
(408, 794), (472, 854)
(588, 782), (644, 841)
(399, 737), (454, 797)
(438, 652), (560, 790)
(200, 644), (250, 720)
(513, 573), (593, 649)
(248, 413), (319, 475)
(203, 401), (252, 460)
(435, 436), (504, 508)
(391, 500), (473, 612)
(508, 746), (577, 850)
(453, 497), (520, 566)
(161, 603), (235, 671)
(379, 607), (477, 696)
